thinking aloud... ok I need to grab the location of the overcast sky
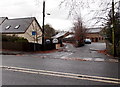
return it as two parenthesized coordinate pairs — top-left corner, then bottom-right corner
(0, 0), (73, 31)
(0, 0), (119, 31)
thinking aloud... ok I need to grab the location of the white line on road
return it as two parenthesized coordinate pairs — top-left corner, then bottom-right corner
(1, 66), (120, 84)
(61, 53), (73, 58)
(94, 58), (105, 62)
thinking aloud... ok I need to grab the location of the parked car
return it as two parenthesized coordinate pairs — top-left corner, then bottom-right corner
(84, 39), (91, 44)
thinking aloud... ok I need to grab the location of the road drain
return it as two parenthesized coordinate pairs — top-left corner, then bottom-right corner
(1, 66), (120, 84)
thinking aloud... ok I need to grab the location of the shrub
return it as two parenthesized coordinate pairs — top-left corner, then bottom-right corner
(2, 35), (28, 42)
(117, 41), (120, 57)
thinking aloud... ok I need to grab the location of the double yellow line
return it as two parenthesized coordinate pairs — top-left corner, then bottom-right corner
(1, 66), (120, 84)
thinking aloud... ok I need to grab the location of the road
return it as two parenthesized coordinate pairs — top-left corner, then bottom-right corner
(1, 43), (120, 85)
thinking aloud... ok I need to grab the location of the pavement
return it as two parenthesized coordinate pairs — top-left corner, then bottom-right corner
(0, 49), (27, 55)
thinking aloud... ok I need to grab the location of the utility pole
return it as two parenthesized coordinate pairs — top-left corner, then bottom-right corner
(42, 1), (45, 50)
(112, 0), (116, 57)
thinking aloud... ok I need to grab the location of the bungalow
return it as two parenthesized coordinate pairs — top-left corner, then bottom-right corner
(51, 31), (70, 48)
(52, 31), (70, 39)
(86, 28), (104, 42)
(0, 17), (42, 44)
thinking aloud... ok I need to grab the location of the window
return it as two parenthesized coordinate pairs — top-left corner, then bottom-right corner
(99, 37), (101, 40)
(5, 25), (11, 30)
(14, 25), (20, 29)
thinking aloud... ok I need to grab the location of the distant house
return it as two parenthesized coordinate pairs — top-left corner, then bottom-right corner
(52, 31), (71, 42)
(86, 28), (104, 42)
(63, 34), (75, 43)
(0, 17), (42, 44)
(52, 31), (70, 39)
(52, 31), (70, 47)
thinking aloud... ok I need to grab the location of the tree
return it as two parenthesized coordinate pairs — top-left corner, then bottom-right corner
(114, 12), (120, 46)
(72, 17), (87, 47)
(102, 7), (120, 56)
(103, 9), (120, 43)
(60, 0), (120, 27)
(44, 24), (56, 38)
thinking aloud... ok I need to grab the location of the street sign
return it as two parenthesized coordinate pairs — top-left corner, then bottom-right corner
(32, 31), (36, 36)
(52, 38), (58, 43)
(45, 39), (51, 44)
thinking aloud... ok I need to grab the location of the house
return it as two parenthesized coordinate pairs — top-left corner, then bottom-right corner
(0, 17), (42, 44)
(51, 31), (70, 48)
(52, 31), (71, 43)
(63, 33), (75, 43)
(86, 28), (104, 42)
(52, 31), (70, 39)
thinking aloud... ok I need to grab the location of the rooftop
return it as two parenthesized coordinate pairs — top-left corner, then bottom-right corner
(0, 17), (8, 25)
(52, 31), (68, 38)
(0, 17), (35, 34)
(87, 28), (102, 33)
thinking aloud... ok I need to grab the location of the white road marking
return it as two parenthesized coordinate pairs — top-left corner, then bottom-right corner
(94, 58), (105, 62)
(83, 58), (93, 61)
(1, 66), (120, 84)
(61, 53), (73, 58)
(108, 59), (119, 62)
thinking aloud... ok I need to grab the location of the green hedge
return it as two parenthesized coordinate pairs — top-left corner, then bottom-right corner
(106, 40), (120, 57)
(116, 41), (120, 57)
(2, 35), (28, 42)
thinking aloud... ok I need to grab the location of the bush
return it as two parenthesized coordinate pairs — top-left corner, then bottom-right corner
(106, 40), (120, 57)
(74, 40), (85, 47)
(116, 41), (120, 57)
(2, 35), (28, 42)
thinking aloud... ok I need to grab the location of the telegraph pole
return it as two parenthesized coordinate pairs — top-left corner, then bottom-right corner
(112, 0), (116, 57)
(42, 1), (45, 50)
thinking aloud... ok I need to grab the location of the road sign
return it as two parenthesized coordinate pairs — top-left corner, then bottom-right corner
(45, 39), (51, 44)
(52, 38), (58, 43)
(32, 31), (36, 36)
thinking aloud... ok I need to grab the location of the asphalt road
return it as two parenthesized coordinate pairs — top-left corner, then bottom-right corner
(2, 69), (118, 85)
(1, 43), (120, 85)
(2, 55), (119, 85)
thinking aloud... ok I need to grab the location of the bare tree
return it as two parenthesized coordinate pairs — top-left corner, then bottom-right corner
(72, 17), (87, 47)
(60, 0), (120, 27)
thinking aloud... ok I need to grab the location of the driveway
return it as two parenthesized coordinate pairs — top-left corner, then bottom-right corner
(30, 42), (118, 62)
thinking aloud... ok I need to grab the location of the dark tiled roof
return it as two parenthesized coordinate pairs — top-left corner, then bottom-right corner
(0, 17), (8, 25)
(0, 17), (36, 34)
